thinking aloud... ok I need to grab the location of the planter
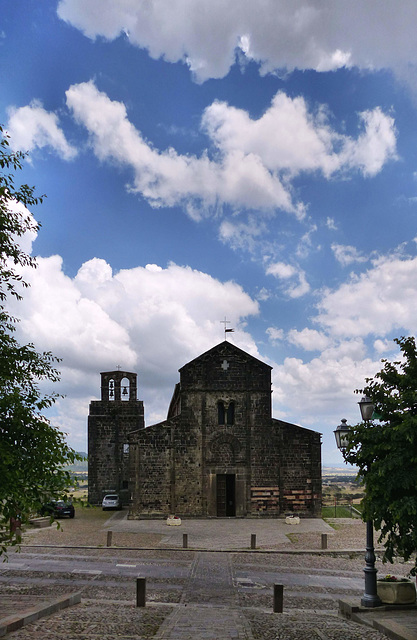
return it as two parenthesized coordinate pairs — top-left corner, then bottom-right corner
(285, 516), (300, 525)
(166, 515), (181, 526)
(377, 579), (416, 605)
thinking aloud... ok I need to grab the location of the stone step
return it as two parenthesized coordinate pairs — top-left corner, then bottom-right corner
(29, 517), (51, 528)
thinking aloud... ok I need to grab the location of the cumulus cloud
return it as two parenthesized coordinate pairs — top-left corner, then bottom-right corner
(7, 200), (38, 256)
(65, 81), (397, 223)
(266, 326), (284, 345)
(287, 328), (330, 351)
(202, 96), (396, 180)
(331, 243), (368, 266)
(266, 261), (310, 298)
(57, 0), (417, 83)
(8, 254), (260, 448)
(65, 81), (298, 215)
(267, 253), (417, 437)
(271, 338), (378, 425)
(219, 217), (267, 252)
(316, 254), (417, 338)
(7, 100), (77, 160)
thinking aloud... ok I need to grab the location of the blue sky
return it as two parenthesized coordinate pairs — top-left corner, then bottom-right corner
(4, 1), (417, 463)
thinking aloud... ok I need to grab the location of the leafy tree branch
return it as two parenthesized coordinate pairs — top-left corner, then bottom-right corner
(344, 336), (417, 572)
(0, 125), (81, 554)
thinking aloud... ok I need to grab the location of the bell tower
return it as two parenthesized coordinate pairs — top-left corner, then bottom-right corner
(88, 370), (145, 506)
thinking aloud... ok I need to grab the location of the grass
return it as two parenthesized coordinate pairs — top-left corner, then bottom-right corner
(322, 505), (355, 518)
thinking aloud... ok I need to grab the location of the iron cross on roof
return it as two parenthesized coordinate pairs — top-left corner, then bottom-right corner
(220, 316), (234, 340)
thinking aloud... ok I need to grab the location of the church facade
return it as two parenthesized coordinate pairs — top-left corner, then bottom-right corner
(88, 341), (322, 518)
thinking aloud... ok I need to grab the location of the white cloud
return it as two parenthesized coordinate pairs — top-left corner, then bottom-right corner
(287, 328), (330, 351)
(326, 217), (337, 230)
(7, 100), (77, 160)
(374, 338), (394, 354)
(9, 255), (136, 372)
(219, 217), (267, 252)
(7, 200), (38, 256)
(266, 262), (297, 279)
(339, 108), (398, 177)
(271, 338), (377, 424)
(65, 81), (397, 223)
(331, 243), (368, 266)
(266, 261), (310, 298)
(8, 254), (260, 449)
(266, 326), (284, 345)
(316, 254), (417, 338)
(57, 1), (417, 83)
(66, 81), (299, 215)
(202, 95), (396, 180)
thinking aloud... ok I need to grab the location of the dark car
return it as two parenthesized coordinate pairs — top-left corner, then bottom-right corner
(41, 500), (75, 518)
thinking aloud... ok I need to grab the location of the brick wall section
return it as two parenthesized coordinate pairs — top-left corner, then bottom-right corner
(88, 371), (145, 506)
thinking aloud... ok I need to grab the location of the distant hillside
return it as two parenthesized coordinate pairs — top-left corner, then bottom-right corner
(66, 452), (88, 472)
(322, 465), (358, 477)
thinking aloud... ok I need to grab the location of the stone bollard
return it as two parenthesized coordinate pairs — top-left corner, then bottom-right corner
(136, 577), (146, 607)
(321, 533), (328, 550)
(106, 531), (113, 547)
(251, 534), (256, 549)
(183, 533), (188, 549)
(273, 584), (284, 613)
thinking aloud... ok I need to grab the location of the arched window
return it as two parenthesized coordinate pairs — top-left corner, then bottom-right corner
(227, 401), (235, 425)
(109, 379), (115, 401)
(218, 401), (225, 425)
(121, 377), (130, 401)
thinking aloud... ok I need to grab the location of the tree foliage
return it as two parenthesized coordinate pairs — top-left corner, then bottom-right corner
(0, 125), (81, 553)
(344, 336), (417, 571)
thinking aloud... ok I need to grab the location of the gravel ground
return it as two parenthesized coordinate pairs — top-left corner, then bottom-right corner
(23, 507), (164, 548)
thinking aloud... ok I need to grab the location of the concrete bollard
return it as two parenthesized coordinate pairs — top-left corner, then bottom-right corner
(321, 533), (328, 550)
(136, 577), (146, 607)
(106, 531), (113, 547)
(273, 584), (284, 613)
(251, 534), (256, 549)
(183, 533), (188, 549)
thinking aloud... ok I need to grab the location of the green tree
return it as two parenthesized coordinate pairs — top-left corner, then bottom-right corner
(344, 336), (417, 572)
(0, 125), (81, 553)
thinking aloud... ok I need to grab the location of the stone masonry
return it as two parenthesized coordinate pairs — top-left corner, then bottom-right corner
(88, 370), (145, 506)
(128, 341), (322, 518)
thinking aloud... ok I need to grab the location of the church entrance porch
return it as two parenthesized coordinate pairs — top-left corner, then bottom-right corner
(216, 474), (236, 517)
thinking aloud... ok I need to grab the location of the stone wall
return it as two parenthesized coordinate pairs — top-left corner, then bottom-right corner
(277, 420), (322, 516)
(88, 371), (144, 506)
(125, 342), (322, 519)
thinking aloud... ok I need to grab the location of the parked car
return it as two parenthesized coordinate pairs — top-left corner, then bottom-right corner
(41, 500), (75, 518)
(102, 494), (122, 510)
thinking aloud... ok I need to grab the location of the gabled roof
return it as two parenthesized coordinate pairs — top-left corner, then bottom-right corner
(179, 340), (272, 372)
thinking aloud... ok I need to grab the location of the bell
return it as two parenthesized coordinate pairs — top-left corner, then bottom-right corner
(122, 386), (128, 396)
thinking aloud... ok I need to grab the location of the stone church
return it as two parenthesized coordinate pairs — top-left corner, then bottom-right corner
(88, 341), (322, 517)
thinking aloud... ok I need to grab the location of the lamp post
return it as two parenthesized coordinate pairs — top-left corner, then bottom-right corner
(334, 398), (382, 608)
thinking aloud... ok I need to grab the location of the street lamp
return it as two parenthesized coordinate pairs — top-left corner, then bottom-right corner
(334, 400), (382, 608)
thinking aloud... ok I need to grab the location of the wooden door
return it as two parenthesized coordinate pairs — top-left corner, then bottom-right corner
(216, 474), (235, 517)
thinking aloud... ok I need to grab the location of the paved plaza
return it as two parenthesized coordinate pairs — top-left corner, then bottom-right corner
(1, 511), (416, 639)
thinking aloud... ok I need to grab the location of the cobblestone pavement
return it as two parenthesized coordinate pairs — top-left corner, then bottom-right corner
(1, 512), (415, 639)
(1, 548), (393, 640)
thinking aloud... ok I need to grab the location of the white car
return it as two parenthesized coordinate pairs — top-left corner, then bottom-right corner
(102, 494), (122, 510)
